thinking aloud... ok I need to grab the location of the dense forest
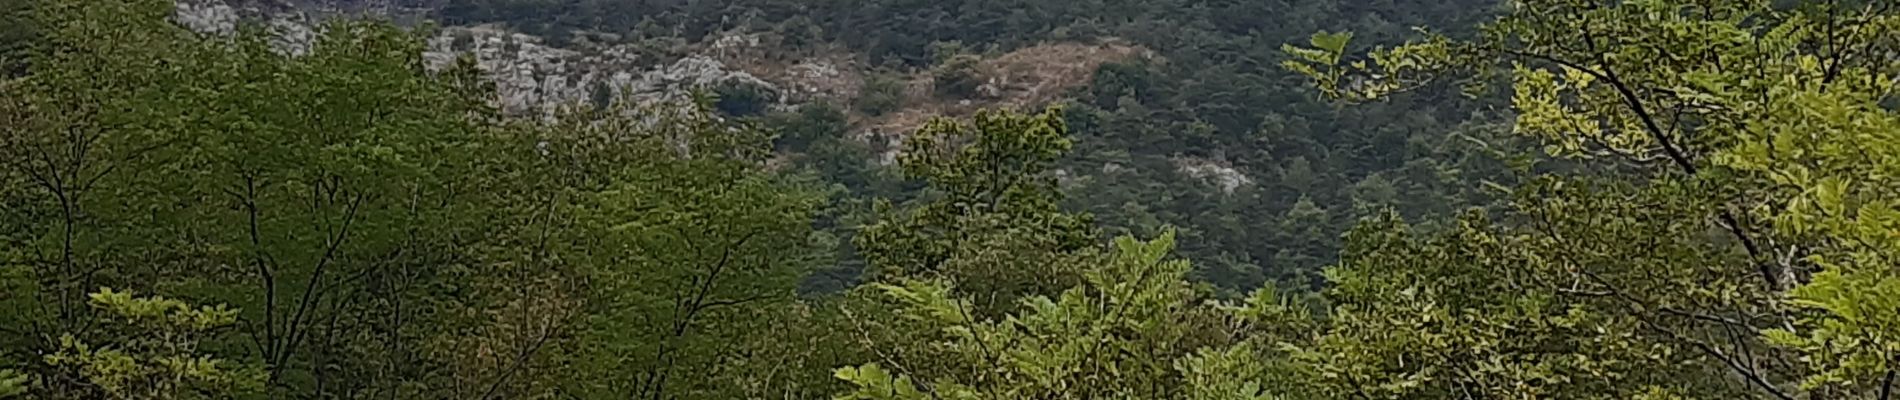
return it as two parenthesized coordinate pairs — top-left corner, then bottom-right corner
(2, 0), (1899, 399)
(426, 0), (1520, 293)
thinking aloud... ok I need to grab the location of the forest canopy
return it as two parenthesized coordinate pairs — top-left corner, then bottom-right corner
(1, 0), (1898, 399)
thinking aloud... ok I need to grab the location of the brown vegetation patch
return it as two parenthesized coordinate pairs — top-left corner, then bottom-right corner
(859, 39), (1156, 148)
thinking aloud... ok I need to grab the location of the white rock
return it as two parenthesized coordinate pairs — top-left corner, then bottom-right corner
(174, 0), (240, 35)
(175, 4), (790, 118)
(1175, 158), (1253, 194)
(423, 27), (780, 117)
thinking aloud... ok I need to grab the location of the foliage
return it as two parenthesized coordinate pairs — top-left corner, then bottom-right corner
(0, 0), (32, 77)
(0, 369), (27, 398)
(555, 99), (828, 399)
(932, 55), (983, 99)
(855, 73), (907, 116)
(1286, 0), (1900, 397)
(712, 79), (780, 117)
(1271, 195), (1765, 398)
(836, 232), (1257, 400)
(454, 0), (1522, 293)
(12, 0), (1900, 399)
(432, 0), (1516, 293)
(0, 0), (852, 399)
(588, 79), (613, 111)
(768, 102), (850, 152)
(715, 299), (867, 399)
(43, 288), (264, 399)
(856, 107), (1097, 314)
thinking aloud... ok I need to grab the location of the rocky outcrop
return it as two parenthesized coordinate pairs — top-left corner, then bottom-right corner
(174, 0), (243, 34)
(421, 27), (779, 116)
(174, 0), (785, 117)
(169, 0), (1148, 159)
(1175, 158), (1253, 194)
(171, 0), (323, 56)
(423, 27), (597, 115)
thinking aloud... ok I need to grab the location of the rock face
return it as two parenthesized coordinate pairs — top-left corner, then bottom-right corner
(422, 27), (780, 116)
(777, 60), (856, 103)
(168, 0), (1153, 166)
(174, 0), (242, 34)
(171, 0), (333, 56)
(625, 55), (777, 106)
(175, 1), (784, 117)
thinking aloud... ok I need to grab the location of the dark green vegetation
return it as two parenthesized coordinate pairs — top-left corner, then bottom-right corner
(4, 0), (1900, 399)
(434, 0), (1517, 294)
(0, 0), (33, 77)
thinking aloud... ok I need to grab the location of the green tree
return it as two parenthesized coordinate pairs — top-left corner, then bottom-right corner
(1267, 198), (1762, 399)
(0, 369), (27, 398)
(836, 232), (1255, 400)
(553, 99), (828, 400)
(854, 73), (906, 117)
(856, 107), (1097, 314)
(767, 102), (850, 152)
(588, 80), (613, 111)
(43, 288), (264, 400)
(426, 0), (1518, 294)
(1, 1), (520, 397)
(0, 0), (33, 77)
(712, 79), (779, 117)
(1285, 0), (1900, 397)
(715, 298), (866, 399)
(932, 55), (983, 99)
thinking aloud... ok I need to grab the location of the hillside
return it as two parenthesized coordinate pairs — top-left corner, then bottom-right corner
(9, 1), (1897, 399)
(157, 0), (1515, 293)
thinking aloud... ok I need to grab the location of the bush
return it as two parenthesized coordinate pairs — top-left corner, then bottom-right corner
(589, 80), (614, 111)
(854, 74), (906, 116)
(1089, 61), (1158, 108)
(450, 31), (475, 51)
(932, 56), (982, 99)
(713, 80), (779, 117)
(769, 102), (849, 152)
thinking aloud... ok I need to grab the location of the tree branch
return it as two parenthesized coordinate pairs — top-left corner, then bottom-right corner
(478, 323), (561, 400)
(1497, 47), (1772, 288)
(1882, 369), (1896, 400)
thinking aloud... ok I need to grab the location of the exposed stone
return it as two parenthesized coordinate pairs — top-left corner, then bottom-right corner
(1175, 158), (1253, 194)
(169, 0), (1153, 165)
(778, 60), (856, 103)
(270, 18), (316, 56)
(174, 0), (321, 56)
(421, 27), (781, 116)
(175, 0), (241, 35)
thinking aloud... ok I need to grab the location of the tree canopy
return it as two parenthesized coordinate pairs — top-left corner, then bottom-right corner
(3, 0), (1898, 399)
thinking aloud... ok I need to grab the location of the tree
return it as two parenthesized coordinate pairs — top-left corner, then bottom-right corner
(855, 107), (1097, 315)
(0, 0), (33, 77)
(1265, 198), (1765, 398)
(1, 1), (519, 397)
(43, 288), (264, 399)
(835, 232), (1258, 400)
(712, 79), (779, 117)
(767, 102), (849, 152)
(932, 55), (983, 99)
(420, 0), (1519, 294)
(0, 0), (189, 346)
(714, 298), (867, 399)
(0, 369), (27, 398)
(1285, 0), (1900, 397)
(854, 74), (906, 117)
(552, 99), (828, 400)
(588, 80), (613, 111)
